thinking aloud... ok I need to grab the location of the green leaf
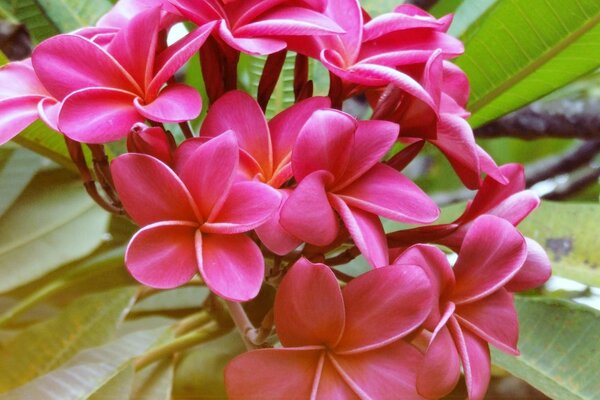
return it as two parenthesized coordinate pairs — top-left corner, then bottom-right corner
(132, 359), (174, 400)
(0, 328), (163, 400)
(132, 286), (209, 313)
(0, 287), (137, 392)
(0, 0), (60, 43)
(35, 0), (112, 33)
(0, 50), (8, 64)
(0, 169), (110, 293)
(456, 0), (600, 128)
(0, 148), (42, 217)
(492, 297), (600, 400)
(518, 201), (600, 287)
(447, 0), (497, 37)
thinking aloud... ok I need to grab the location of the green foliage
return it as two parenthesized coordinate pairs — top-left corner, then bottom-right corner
(492, 297), (600, 400)
(0, 148), (42, 217)
(457, 0), (600, 127)
(519, 202), (600, 287)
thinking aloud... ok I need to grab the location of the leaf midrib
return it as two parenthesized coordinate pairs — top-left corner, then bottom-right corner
(469, 6), (600, 113)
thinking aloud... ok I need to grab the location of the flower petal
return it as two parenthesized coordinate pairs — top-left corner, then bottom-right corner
(201, 90), (272, 173)
(0, 97), (41, 145)
(235, 7), (344, 37)
(335, 119), (399, 188)
(417, 305), (461, 399)
(225, 348), (323, 400)
(505, 238), (552, 292)
(275, 258), (345, 348)
(135, 83), (202, 123)
(448, 318), (491, 400)
(337, 163), (439, 224)
(0, 59), (49, 99)
(456, 288), (519, 355)
(331, 340), (424, 400)
(254, 189), (303, 255)
(111, 153), (199, 226)
(269, 96), (331, 174)
(203, 181), (280, 233)
(280, 170), (339, 247)
(330, 196), (388, 268)
(32, 34), (139, 99)
(316, 356), (359, 399)
(58, 87), (142, 143)
(452, 215), (527, 304)
(219, 21), (286, 55)
(179, 132), (239, 220)
(198, 233), (264, 302)
(292, 109), (355, 182)
(125, 221), (198, 288)
(335, 265), (432, 353)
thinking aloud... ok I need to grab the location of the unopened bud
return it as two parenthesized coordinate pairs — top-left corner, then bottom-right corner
(127, 123), (175, 165)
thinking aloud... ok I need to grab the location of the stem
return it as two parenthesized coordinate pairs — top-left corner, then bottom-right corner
(328, 72), (344, 110)
(179, 122), (194, 139)
(294, 53), (309, 101)
(174, 310), (212, 336)
(225, 300), (258, 350)
(134, 321), (224, 371)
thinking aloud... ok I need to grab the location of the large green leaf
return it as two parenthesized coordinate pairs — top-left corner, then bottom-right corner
(132, 359), (174, 400)
(0, 148), (42, 217)
(0, 328), (163, 400)
(447, 0), (496, 37)
(492, 297), (600, 400)
(518, 201), (600, 287)
(0, 287), (137, 392)
(0, 169), (110, 293)
(0, 0), (111, 43)
(457, 0), (600, 128)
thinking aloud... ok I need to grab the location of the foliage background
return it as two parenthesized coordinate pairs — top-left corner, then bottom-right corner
(0, 0), (599, 398)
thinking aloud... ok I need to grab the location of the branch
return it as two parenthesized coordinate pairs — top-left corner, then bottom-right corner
(475, 99), (600, 140)
(543, 167), (600, 200)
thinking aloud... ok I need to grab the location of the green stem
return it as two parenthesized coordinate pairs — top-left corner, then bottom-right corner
(174, 310), (212, 336)
(134, 321), (224, 371)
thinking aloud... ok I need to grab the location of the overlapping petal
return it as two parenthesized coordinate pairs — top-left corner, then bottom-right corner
(134, 83), (201, 122)
(505, 238), (552, 292)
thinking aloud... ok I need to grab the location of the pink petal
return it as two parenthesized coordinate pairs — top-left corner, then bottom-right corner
(363, 12), (450, 41)
(198, 233), (264, 302)
(487, 190), (540, 227)
(335, 265), (432, 353)
(235, 7), (344, 37)
(169, 0), (223, 25)
(392, 244), (455, 329)
(330, 340), (424, 399)
(292, 109), (355, 182)
(106, 7), (160, 89)
(125, 221), (198, 288)
(135, 83), (201, 123)
(0, 97), (42, 145)
(254, 189), (303, 255)
(38, 98), (60, 131)
(452, 215), (527, 304)
(456, 288), (519, 355)
(321, 0), (362, 62)
(203, 181), (280, 233)
(201, 90), (272, 173)
(179, 132), (239, 221)
(0, 59), (49, 99)
(279, 170), (339, 247)
(316, 356), (359, 399)
(336, 119), (399, 188)
(337, 163), (439, 224)
(58, 87), (142, 143)
(330, 196), (388, 268)
(477, 144), (507, 185)
(225, 348), (323, 400)
(269, 96), (331, 173)
(505, 238), (552, 292)
(149, 21), (217, 97)
(417, 305), (461, 399)
(32, 34), (139, 100)
(219, 21), (286, 55)
(448, 318), (491, 400)
(275, 258), (345, 348)
(111, 153), (199, 226)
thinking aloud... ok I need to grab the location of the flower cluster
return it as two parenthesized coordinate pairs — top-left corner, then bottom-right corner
(0, 0), (552, 398)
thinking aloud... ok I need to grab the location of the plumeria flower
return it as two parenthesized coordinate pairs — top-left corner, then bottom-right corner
(97, 0), (182, 29)
(31, 7), (215, 143)
(110, 132), (280, 301)
(0, 59), (56, 145)
(280, 108), (439, 267)
(394, 215), (529, 400)
(388, 163), (552, 291)
(197, 90), (330, 255)
(225, 257), (433, 399)
(169, 0), (344, 55)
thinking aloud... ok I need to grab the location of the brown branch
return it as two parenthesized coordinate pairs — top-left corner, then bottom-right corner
(543, 167), (600, 200)
(257, 49), (287, 112)
(475, 99), (600, 140)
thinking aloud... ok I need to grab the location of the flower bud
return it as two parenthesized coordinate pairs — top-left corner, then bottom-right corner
(127, 123), (175, 165)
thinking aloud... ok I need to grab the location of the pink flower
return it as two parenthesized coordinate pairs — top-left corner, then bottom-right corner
(280, 109), (439, 267)
(0, 59), (57, 145)
(97, 0), (181, 29)
(168, 0), (344, 55)
(225, 257), (433, 399)
(31, 7), (215, 143)
(394, 215), (528, 400)
(389, 163), (552, 292)
(193, 90), (331, 254)
(110, 132), (280, 301)
(126, 123), (175, 165)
